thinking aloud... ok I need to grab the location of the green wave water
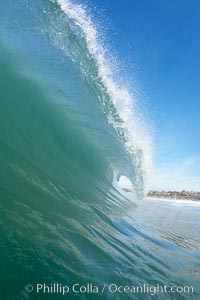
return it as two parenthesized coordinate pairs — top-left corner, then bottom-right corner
(0, 0), (200, 299)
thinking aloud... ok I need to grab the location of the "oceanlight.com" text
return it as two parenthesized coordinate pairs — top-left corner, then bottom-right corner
(24, 282), (194, 296)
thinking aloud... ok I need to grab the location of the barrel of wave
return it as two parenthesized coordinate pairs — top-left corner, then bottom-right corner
(118, 175), (133, 193)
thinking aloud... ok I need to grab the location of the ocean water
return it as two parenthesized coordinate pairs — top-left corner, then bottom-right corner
(0, 0), (199, 299)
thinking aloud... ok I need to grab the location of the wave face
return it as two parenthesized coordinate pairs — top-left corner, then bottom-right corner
(0, 0), (199, 299)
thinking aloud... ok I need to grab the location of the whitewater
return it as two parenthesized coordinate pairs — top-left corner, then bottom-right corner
(52, 0), (152, 189)
(0, 0), (199, 299)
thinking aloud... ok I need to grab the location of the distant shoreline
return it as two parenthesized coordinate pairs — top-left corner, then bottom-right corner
(147, 190), (200, 200)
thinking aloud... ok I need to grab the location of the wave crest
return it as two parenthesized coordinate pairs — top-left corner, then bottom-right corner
(51, 0), (152, 193)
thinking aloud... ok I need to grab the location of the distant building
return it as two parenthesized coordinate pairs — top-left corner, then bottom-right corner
(147, 190), (200, 200)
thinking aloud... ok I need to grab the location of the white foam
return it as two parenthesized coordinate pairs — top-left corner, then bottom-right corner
(52, 0), (152, 188)
(146, 197), (200, 207)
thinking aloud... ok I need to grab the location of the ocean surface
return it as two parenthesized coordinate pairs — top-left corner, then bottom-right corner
(0, 0), (199, 299)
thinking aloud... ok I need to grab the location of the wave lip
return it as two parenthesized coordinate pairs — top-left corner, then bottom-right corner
(51, 0), (152, 192)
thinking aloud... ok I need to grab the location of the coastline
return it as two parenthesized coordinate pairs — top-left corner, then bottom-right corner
(147, 190), (200, 200)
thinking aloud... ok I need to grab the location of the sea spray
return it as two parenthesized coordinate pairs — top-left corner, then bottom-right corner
(50, 0), (152, 193)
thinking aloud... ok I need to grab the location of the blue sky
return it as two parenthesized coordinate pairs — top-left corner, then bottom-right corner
(91, 0), (200, 191)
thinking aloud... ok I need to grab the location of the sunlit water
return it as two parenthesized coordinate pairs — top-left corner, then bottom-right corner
(0, 0), (199, 299)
